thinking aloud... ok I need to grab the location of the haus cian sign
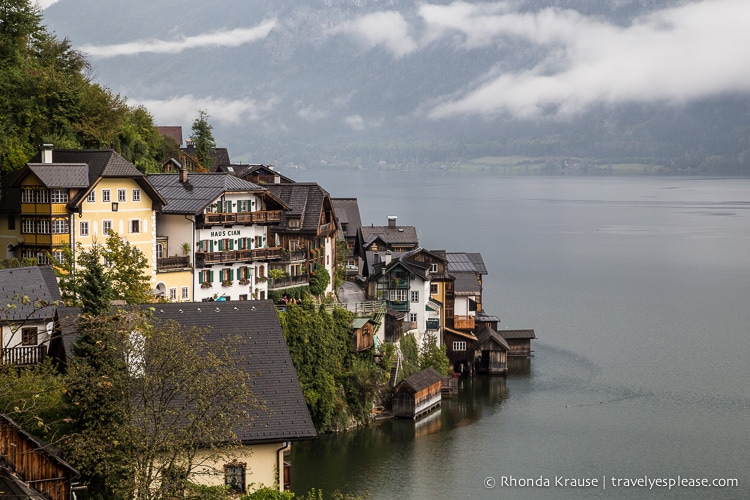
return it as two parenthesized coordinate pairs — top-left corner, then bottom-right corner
(210, 229), (242, 238)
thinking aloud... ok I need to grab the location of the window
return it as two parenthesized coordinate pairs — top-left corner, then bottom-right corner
(288, 217), (301, 228)
(430, 263), (438, 273)
(156, 243), (164, 259)
(181, 287), (189, 300)
(410, 313), (418, 323)
(86, 190), (96, 203)
(103, 220), (112, 235)
(239, 294), (248, 301)
(169, 288), (177, 300)
(118, 189), (126, 202)
(21, 219), (35, 234)
(36, 190), (49, 203)
(453, 341), (467, 351)
(21, 327), (38, 346)
(390, 289), (407, 302)
(7, 216), (15, 231)
(102, 189), (111, 202)
(52, 219), (69, 234)
(130, 219), (140, 233)
(22, 189), (34, 203)
(36, 252), (49, 265)
(52, 250), (65, 263)
(430, 284), (438, 295)
(224, 461), (246, 494)
(37, 219), (50, 234)
(132, 189), (141, 202)
(411, 290), (419, 303)
(51, 189), (68, 203)
(80, 221), (89, 236)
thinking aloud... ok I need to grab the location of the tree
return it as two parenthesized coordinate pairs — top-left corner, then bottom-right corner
(399, 333), (420, 379)
(191, 109), (216, 170)
(103, 231), (152, 304)
(308, 267), (330, 297)
(419, 333), (450, 376)
(63, 310), (259, 499)
(75, 244), (113, 315)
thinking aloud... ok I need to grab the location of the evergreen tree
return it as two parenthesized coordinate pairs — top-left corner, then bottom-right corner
(76, 244), (113, 315)
(191, 109), (216, 170)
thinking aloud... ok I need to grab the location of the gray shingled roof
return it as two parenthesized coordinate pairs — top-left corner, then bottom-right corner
(398, 367), (444, 392)
(266, 183), (331, 233)
(34, 149), (143, 183)
(360, 224), (418, 246)
(453, 272), (481, 295)
(500, 329), (537, 340)
(26, 164), (89, 188)
(55, 301), (316, 444)
(0, 266), (61, 322)
(148, 173), (266, 215)
(331, 198), (362, 239)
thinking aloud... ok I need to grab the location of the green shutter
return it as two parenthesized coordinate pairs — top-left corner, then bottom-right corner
(230, 269), (234, 281)
(209, 240), (214, 252)
(229, 239), (234, 250)
(218, 240), (223, 251)
(198, 272), (203, 284)
(210, 271), (214, 283)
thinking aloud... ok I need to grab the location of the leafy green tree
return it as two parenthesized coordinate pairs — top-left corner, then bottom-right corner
(103, 231), (152, 304)
(419, 333), (450, 376)
(191, 109), (216, 170)
(308, 267), (330, 296)
(399, 333), (420, 379)
(63, 310), (259, 499)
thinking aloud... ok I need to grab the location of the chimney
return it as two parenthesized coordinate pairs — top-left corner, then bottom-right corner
(179, 167), (188, 184)
(388, 215), (397, 228)
(384, 250), (392, 265)
(41, 144), (54, 164)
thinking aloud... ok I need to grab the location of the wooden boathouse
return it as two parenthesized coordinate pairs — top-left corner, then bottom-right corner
(500, 329), (537, 357)
(474, 325), (510, 375)
(392, 367), (443, 419)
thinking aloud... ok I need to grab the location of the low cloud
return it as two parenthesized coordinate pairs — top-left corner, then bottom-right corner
(81, 21), (277, 58)
(329, 11), (417, 58)
(132, 95), (278, 126)
(344, 115), (366, 131)
(422, 0), (750, 119)
(36, 0), (61, 9)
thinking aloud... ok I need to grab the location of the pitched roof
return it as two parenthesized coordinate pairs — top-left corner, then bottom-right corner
(266, 183), (332, 233)
(31, 149), (143, 183)
(26, 164), (89, 188)
(453, 272), (481, 295)
(500, 329), (537, 340)
(0, 266), (61, 323)
(398, 367), (444, 392)
(360, 224), (418, 247)
(331, 198), (362, 239)
(156, 126), (184, 146)
(148, 172), (267, 215)
(218, 164), (296, 184)
(55, 301), (317, 444)
(475, 325), (510, 351)
(446, 252), (487, 275)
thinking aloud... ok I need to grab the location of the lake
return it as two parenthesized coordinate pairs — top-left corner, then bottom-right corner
(288, 171), (750, 499)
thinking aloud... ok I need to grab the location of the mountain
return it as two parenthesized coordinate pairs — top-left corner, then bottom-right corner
(41, 0), (750, 172)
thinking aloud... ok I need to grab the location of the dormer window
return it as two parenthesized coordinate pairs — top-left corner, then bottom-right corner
(288, 217), (301, 228)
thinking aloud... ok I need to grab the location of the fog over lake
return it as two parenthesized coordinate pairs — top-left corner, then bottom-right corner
(290, 171), (750, 499)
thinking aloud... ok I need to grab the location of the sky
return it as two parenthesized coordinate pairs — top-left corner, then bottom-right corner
(46, 0), (750, 127)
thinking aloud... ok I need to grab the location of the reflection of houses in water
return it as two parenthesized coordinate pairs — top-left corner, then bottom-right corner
(441, 376), (509, 430)
(413, 408), (442, 438)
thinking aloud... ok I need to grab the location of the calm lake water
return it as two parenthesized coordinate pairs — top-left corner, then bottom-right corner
(288, 171), (750, 499)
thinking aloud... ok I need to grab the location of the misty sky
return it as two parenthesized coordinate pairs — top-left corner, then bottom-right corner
(55, 0), (750, 127)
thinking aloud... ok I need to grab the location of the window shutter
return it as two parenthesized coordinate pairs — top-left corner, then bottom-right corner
(229, 239), (234, 250)
(199, 272), (203, 284)
(218, 240), (223, 251)
(209, 240), (214, 252)
(210, 271), (214, 283)
(230, 269), (235, 281)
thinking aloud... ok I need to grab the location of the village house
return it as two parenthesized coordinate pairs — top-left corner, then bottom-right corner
(501, 329), (537, 357)
(331, 198), (363, 280)
(51, 301), (316, 495)
(0, 412), (80, 500)
(264, 183), (338, 297)
(0, 266), (60, 367)
(351, 317), (377, 352)
(355, 216), (419, 267)
(0, 147), (165, 280)
(362, 248), (443, 346)
(217, 164), (295, 185)
(147, 170), (290, 302)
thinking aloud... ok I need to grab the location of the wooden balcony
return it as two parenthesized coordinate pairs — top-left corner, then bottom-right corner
(157, 256), (190, 271)
(195, 247), (282, 267)
(453, 315), (475, 330)
(2, 346), (47, 366)
(269, 274), (310, 289)
(203, 210), (282, 226)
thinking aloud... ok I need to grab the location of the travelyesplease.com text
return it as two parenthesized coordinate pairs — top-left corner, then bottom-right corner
(483, 475), (739, 491)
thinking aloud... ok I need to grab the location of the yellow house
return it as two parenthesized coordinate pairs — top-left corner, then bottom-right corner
(0, 147), (165, 284)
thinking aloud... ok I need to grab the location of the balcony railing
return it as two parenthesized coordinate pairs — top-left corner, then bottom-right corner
(453, 315), (475, 330)
(157, 256), (190, 271)
(387, 300), (410, 312)
(269, 274), (310, 289)
(203, 210), (282, 226)
(2, 346), (47, 366)
(279, 249), (307, 262)
(195, 247), (282, 267)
